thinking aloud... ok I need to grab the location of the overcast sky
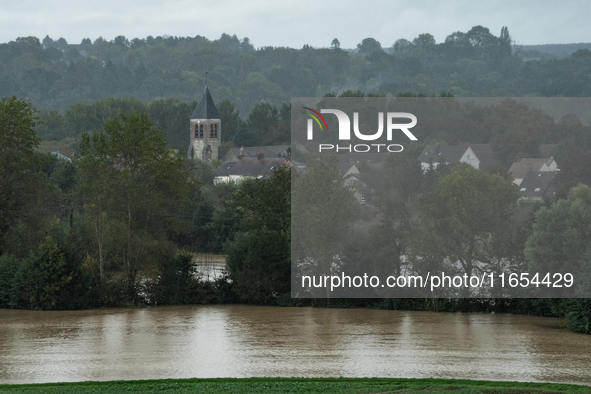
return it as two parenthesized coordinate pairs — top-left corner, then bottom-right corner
(1, 0), (590, 48)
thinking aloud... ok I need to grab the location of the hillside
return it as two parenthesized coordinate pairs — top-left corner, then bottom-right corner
(2, 26), (591, 118)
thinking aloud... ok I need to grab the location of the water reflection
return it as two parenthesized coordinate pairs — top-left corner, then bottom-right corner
(0, 306), (590, 384)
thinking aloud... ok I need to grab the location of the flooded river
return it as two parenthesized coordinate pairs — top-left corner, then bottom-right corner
(0, 305), (590, 385)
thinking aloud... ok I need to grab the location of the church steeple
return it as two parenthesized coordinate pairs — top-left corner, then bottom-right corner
(188, 86), (221, 162)
(191, 86), (220, 119)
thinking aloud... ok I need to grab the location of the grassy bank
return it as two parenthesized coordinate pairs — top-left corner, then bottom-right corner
(0, 378), (589, 393)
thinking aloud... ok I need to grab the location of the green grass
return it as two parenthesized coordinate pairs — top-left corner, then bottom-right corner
(0, 378), (589, 393)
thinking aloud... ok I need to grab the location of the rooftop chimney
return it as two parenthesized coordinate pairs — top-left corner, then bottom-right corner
(257, 152), (264, 161)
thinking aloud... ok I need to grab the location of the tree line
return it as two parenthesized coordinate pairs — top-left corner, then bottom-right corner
(34, 96), (291, 159)
(3, 26), (591, 116)
(30, 92), (591, 191)
(1, 96), (242, 308)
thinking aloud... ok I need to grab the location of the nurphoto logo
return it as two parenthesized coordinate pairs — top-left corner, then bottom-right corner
(304, 107), (418, 153)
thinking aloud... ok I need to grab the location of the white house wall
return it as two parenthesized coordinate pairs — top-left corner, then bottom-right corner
(459, 147), (480, 169)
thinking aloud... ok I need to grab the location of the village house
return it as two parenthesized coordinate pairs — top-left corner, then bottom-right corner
(508, 157), (559, 186)
(213, 152), (296, 184)
(221, 145), (289, 162)
(338, 152), (384, 170)
(339, 162), (360, 177)
(418, 143), (496, 171)
(334, 153), (385, 204)
(51, 151), (72, 162)
(518, 171), (556, 200)
(343, 172), (377, 204)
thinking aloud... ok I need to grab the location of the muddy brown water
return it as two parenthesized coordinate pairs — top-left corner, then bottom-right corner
(0, 305), (590, 385)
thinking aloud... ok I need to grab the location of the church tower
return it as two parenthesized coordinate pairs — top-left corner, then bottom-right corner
(188, 86), (221, 161)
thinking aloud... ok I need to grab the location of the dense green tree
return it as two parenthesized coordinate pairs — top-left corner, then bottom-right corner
(240, 37), (254, 51)
(0, 254), (19, 307)
(148, 97), (194, 149)
(35, 108), (66, 141)
(499, 26), (512, 57)
(231, 101), (280, 146)
(246, 101), (279, 138)
(565, 298), (591, 334)
(10, 237), (93, 310)
(203, 190), (241, 253)
(180, 185), (217, 252)
(0, 96), (45, 254)
(77, 129), (116, 280)
(217, 98), (242, 142)
(152, 252), (199, 305)
(555, 151), (591, 190)
(468, 99), (554, 166)
(225, 165), (291, 304)
(291, 155), (359, 297)
(231, 122), (251, 147)
(342, 193), (411, 291)
(379, 145), (427, 205)
(525, 184), (591, 279)
(260, 102), (290, 145)
(417, 165), (519, 296)
(357, 38), (383, 54)
(490, 128), (539, 166)
(42, 35), (54, 48)
(78, 112), (192, 298)
(64, 97), (148, 138)
(393, 38), (412, 54)
(413, 33), (436, 48)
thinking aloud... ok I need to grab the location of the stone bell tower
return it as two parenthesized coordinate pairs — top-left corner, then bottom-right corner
(188, 86), (221, 161)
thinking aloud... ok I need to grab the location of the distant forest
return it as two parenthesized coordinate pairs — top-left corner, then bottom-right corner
(3, 25), (591, 156)
(3, 25), (591, 116)
(517, 43), (591, 59)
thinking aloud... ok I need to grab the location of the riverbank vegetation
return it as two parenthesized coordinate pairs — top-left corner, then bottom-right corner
(0, 377), (590, 393)
(1, 93), (591, 335)
(1, 26), (591, 336)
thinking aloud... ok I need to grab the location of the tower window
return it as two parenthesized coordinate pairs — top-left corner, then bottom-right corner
(214, 124), (218, 138)
(195, 125), (198, 139)
(199, 124), (203, 138)
(210, 124), (214, 138)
